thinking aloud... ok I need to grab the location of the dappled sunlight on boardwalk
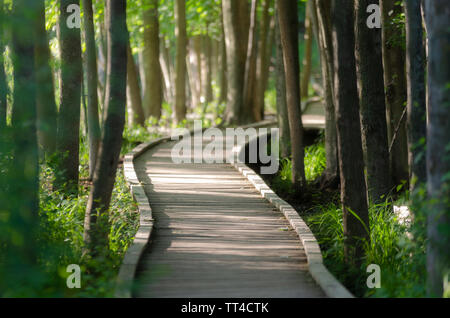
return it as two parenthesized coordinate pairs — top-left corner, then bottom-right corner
(132, 136), (325, 298)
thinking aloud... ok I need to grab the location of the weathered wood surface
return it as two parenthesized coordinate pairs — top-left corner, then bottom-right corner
(133, 136), (324, 298)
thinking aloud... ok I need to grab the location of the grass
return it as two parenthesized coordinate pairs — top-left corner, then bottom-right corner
(271, 140), (326, 195)
(267, 138), (427, 297)
(0, 123), (151, 297)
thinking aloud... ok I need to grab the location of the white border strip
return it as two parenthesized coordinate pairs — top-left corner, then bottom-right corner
(115, 137), (172, 298)
(231, 128), (354, 298)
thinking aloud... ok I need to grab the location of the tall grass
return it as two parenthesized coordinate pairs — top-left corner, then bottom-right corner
(268, 137), (427, 297)
(305, 193), (427, 297)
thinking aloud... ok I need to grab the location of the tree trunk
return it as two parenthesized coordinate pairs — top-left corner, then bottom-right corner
(381, 0), (409, 187)
(34, 0), (58, 158)
(160, 41), (174, 106)
(314, 0), (339, 184)
(405, 0), (427, 193)
(84, 0), (128, 255)
(424, 0), (450, 298)
(56, 0), (82, 193)
(300, 0), (313, 99)
(255, 0), (272, 122)
(243, 0), (259, 124)
(355, 0), (391, 203)
(127, 43), (145, 126)
(143, 0), (162, 119)
(9, 0), (40, 274)
(219, 10), (228, 105)
(331, 0), (369, 263)
(0, 0), (8, 129)
(83, 0), (102, 180)
(222, 0), (247, 125)
(202, 34), (213, 105)
(274, 7), (290, 159)
(278, 0), (306, 192)
(174, 0), (187, 123)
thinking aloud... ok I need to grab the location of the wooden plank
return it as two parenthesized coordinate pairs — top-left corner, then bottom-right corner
(132, 138), (325, 298)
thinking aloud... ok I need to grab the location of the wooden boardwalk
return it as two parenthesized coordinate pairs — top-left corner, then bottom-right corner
(132, 134), (325, 298)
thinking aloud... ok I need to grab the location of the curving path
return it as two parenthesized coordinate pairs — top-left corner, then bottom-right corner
(131, 132), (325, 298)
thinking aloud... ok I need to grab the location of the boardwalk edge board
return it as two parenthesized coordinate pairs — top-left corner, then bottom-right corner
(116, 136), (172, 298)
(116, 121), (352, 298)
(116, 129), (205, 298)
(231, 122), (354, 299)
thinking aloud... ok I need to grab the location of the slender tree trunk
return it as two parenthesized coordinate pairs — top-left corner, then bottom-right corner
(9, 0), (40, 275)
(56, 0), (82, 193)
(405, 0), (427, 193)
(255, 0), (272, 122)
(0, 0), (8, 129)
(222, 0), (247, 125)
(83, 0), (102, 180)
(314, 0), (338, 184)
(160, 41), (174, 105)
(381, 0), (409, 187)
(219, 10), (228, 105)
(84, 0), (128, 255)
(143, 0), (162, 119)
(243, 0), (259, 124)
(34, 0), (58, 158)
(331, 0), (369, 263)
(300, 0), (313, 99)
(355, 0), (391, 203)
(274, 7), (290, 159)
(424, 0), (450, 298)
(127, 43), (145, 126)
(193, 35), (203, 107)
(174, 0), (187, 123)
(202, 34), (213, 105)
(278, 0), (306, 192)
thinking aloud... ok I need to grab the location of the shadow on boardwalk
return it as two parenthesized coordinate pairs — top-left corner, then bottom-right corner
(131, 136), (325, 298)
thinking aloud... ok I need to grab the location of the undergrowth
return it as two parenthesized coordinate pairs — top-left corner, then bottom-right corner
(268, 138), (427, 297)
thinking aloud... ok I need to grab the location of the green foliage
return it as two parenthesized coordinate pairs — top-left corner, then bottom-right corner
(0, 130), (140, 297)
(304, 142), (326, 181)
(306, 192), (427, 297)
(122, 121), (162, 155)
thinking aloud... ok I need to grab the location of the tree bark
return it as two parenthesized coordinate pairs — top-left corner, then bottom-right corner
(314, 0), (338, 184)
(10, 0), (40, 271)
(127, 43), (145, 127)
(255, 0), (273, 122)
(243, 0), (259, 124)
(219, 9), (228, 105)
(143, 0), (162, 119)
(56, 0), (82, 193)
(174, 0), (187, 123)
(405, 0), (427, 193)
(331, 0), (369, 263)
(300, 0), (313, 99)
(34, 0), (58, 158)
(84, 0), (128, 255)
(274, 7), (290, 159)
(0, 0), (8, 129)
(278, 0), (306, 192)
(202, 34), (213, 105)
(83, 0), (102, 179)
(355, 0), (391, 203)
(160, 41), (174, 106)
(381, 0), (409, 186)
(424, 0), (450, 298)
(222, 0), (247, 125)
